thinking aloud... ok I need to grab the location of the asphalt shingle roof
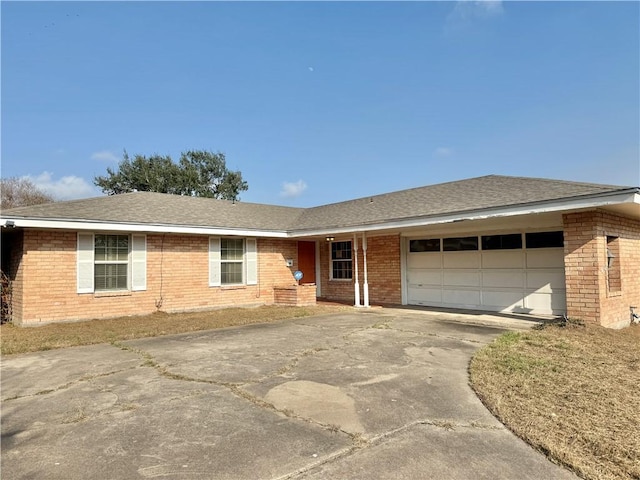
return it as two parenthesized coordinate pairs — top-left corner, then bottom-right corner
(294, 175), (635, 231)
(1, 192), (305, 231)
(2, 175), (636, 233)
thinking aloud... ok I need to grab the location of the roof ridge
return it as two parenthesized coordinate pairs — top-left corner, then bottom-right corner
(488, 174), (633, 190)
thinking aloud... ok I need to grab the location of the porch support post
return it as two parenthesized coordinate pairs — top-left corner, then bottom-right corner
(362, 232), (369, 307)
(353, 234), (361, 307)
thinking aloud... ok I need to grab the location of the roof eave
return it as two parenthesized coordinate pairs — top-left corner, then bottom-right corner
(287, 190), (640, 237)
(0, 218), (290, 238)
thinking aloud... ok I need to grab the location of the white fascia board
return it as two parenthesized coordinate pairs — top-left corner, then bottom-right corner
(0, 218), (289, 238)
(288, 190), (640, 238)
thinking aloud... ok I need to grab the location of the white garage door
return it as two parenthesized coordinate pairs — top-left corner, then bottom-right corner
(406, 232), (566, 315)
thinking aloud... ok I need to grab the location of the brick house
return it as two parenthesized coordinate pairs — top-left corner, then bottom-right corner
(1, 175), (638, 328)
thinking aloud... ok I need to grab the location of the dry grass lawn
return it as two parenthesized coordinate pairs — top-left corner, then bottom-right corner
(0, 304), (348, 356)
(470, 321), (640, 480)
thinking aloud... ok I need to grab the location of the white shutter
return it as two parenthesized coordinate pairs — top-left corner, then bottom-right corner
(246, 238), (258, 285)
(131, 235), (147, 291)
(209, 237), (221, 287)
(77, 233), (94, 293)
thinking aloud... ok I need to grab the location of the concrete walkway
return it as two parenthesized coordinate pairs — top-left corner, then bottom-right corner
(1, 309), (576, 479)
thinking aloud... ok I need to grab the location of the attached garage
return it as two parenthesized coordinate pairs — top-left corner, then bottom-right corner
(406, 231), (566, 315)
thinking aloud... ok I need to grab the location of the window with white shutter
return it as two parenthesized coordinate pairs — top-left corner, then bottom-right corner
(76, 233), (147, 293)
(209, 237), (258, 287)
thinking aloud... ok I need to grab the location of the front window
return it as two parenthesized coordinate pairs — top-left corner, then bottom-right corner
(221, 238), (244, 284)
(94, 234), (129, 290)
(331, 241), (353, 280)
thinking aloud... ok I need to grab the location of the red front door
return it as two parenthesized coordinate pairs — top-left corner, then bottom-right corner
(297, 241), (316, 285)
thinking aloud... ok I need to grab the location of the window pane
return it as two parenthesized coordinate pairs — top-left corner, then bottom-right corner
(221, 238), (244, 261)
(410, 239), (440, 252)
(221, 262), (243, 284)
(526, 231), (563, 249)
(332, 260), (353, 280)
(95, 263), (127, 290)
(95, 235), (106, 261)
(95, 234), (129, 261)
(331, 241), (352, 260)
(482, 234), (522, 250)
(443, 236), (478, 251)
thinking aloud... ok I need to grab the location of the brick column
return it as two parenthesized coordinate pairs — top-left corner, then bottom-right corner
(563, 212), (602, 323)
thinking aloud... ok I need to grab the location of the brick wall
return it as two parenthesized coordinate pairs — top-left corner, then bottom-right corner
(358, 234), (402, 305)
(12, 230), (300, 325)
(563, 210), (640, 328)
(318, 234), (402, 305)
(274, 285), (317, 306)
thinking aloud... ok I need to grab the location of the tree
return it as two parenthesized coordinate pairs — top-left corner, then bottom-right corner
(94, 150), (248, 200)
(0, 177), (55, 210)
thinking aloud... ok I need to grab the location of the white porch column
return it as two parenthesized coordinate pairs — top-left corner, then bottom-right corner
(353, 234), (361, 307)
(362, 232), (369, 307)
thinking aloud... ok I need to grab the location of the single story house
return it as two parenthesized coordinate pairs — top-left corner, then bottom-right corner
(1, 175), (639, 328)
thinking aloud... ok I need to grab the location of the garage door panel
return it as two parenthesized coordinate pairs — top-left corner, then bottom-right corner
(482, 270), (525, 288)
(442, 289), (480, 306)
(443, 252), (480, 269)
(525, 291), (566, 313)
(481, 251), (524, 268)
(526, 270), (565, 290)
(408, 287), (442, 303)
(526, 249), (564, 268)
(407, 269), (441, 286)
(407, 254), (441, 269)
(443, 270), (480, 287)
(482, 290), (524, 310)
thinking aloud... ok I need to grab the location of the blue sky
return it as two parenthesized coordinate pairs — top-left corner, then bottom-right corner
(2, 1), (639, 207)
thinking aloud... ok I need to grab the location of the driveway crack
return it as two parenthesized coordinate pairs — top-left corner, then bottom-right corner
(111, 341), (359, 440)
(2, 366), (138, 402)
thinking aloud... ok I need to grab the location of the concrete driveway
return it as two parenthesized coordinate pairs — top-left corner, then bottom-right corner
(1, 309), (576, 479)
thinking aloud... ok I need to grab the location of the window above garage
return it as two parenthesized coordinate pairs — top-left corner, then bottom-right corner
(409, 239), (440, 252)
(482, 234), (523, 250)
(443, 236), (478, 251)
(525, 231), (563, 249)
(409, 231), (564, 254)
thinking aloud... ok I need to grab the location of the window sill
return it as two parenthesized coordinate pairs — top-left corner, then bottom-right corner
(95, 290), (132, 298)
(329, 279), (353, 283)
(607, 290), (622, 298)
(220, 285), (247, 290)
